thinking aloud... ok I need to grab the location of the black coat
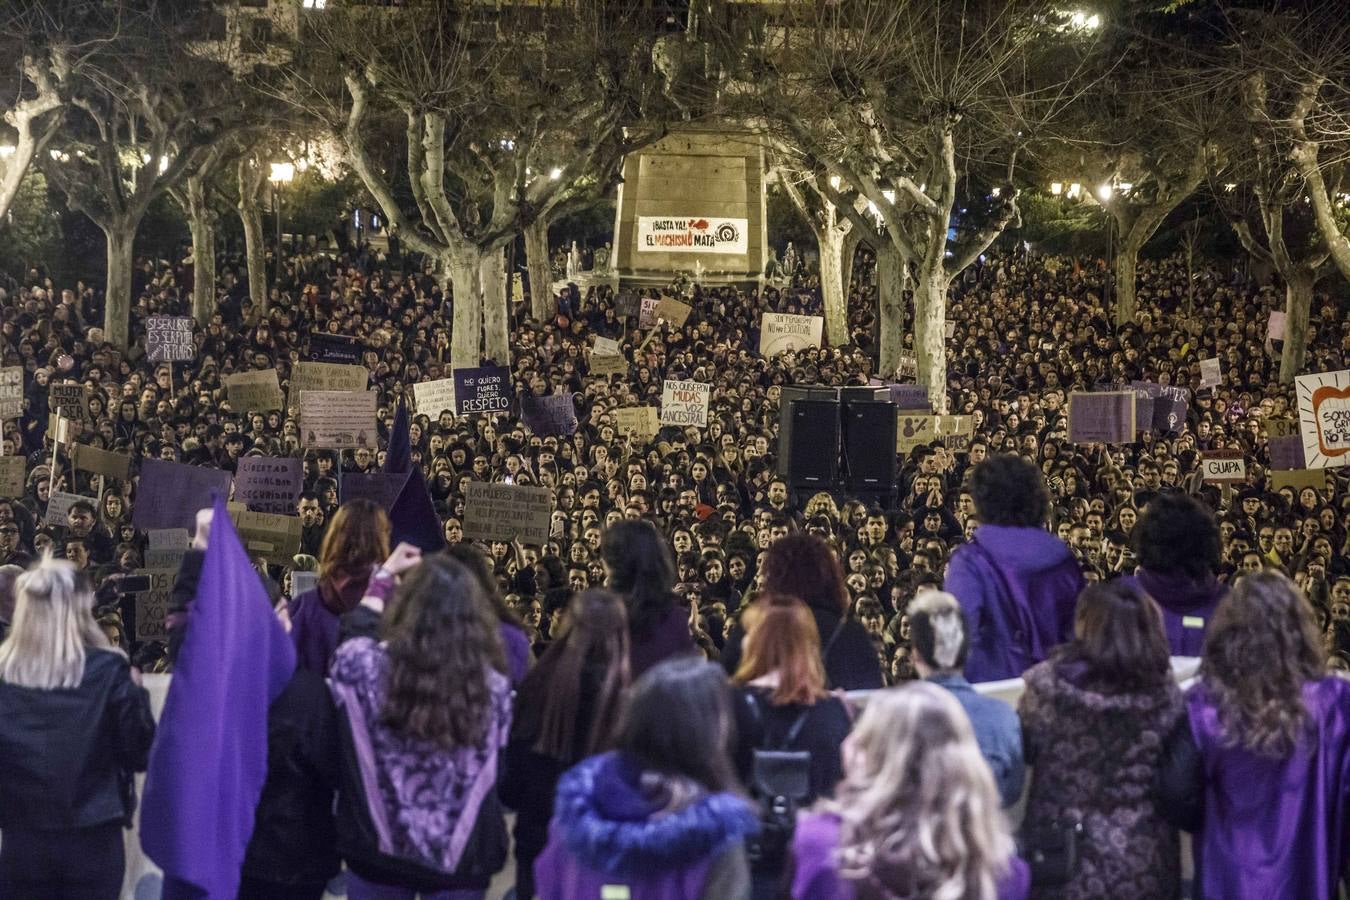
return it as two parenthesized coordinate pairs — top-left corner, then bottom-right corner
(0, 648), (155, 830)
(721, 606), (883, 692)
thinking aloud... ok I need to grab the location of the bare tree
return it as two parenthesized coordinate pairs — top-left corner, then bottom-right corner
(236, 150), (270, 314)
(283, 0), (664, 370)
(714, 0), (1088, 408)
(773, 160), (856, 345)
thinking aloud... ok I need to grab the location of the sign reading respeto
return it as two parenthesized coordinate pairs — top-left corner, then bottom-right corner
(636, 217), (748, 255)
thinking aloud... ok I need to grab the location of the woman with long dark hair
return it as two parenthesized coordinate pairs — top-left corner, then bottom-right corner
(534, 657), (758, 898)
(602, 519), (694, 676)
(287, 498), (390, 674)
(1018, 581), (1184, 899)
(722, 533), (882, 690)
(502, 589), (631, 899)
(1165, 572), (1350, 898)
(330, 551), (510, 899)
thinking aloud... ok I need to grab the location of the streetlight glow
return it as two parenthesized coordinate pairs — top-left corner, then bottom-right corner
(1050, 182), (1063, 196)
(269, 162), (295, 183)
(882, 189), (896, 203)
(1097, 184), (1112, 201)
(0, 145), (15, 158)
(828, 175), (841, 190)
(549, 167), (563, 181)
(1067, 182), (1082, 199)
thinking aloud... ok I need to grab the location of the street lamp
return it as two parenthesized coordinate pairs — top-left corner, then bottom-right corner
(1050, 182), (1063, 196)
(1096, 184), (1112, 202)
(269, 162), (295, 289)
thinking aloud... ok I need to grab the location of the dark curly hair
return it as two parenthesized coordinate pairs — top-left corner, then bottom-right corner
(1200, 572), (1326, 758)
(761, 532), (849, 615)
(969, 454), (1050, 528)
(380, 555), (505, 750)
(1134, 493), (1219, 581)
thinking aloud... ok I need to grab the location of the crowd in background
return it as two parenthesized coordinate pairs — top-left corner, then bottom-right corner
(0, 232), (1345, 899)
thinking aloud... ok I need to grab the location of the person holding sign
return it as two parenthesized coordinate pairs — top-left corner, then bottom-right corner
(0, 558), (155, 898)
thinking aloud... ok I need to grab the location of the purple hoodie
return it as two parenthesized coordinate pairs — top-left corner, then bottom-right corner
(944, 525), (1085, 683)
(1121, 569), (1227, 657)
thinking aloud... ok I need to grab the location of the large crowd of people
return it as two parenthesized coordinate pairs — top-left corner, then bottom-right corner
(0, 231), (1345, 899)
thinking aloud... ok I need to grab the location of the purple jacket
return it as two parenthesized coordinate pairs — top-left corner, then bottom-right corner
(534, 752), (758, 900)
(944, 525), (1085, 683)
(1188, 676), (1350, 899)
(288, 588), (341, 677)
(1121, 569), (1226, 657)
(791, 812), (1030, 900)
(629, 604), (696, 679)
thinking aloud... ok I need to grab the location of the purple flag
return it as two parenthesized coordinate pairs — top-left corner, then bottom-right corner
(140, 496), (295, 899)
(382, 396), (445, 552)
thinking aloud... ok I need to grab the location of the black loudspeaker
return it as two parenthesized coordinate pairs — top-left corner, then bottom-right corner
(785, 399), (840, 488)
(843, 401), (897, 490)
(778, 386), (839, 478)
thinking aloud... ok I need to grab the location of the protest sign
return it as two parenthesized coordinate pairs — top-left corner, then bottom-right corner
(759, 313), (824, 356)
(229, 508), (302, 559)
(1154, 385), (1190, 433)
(1069, 392), (1137, 444)
(413, 378), (458, 419)
(593, 337), (620, 356)
(636, 216), (748, 255)
(49, 383), (89, 423)
(452, 366), (512, 416)
(945, 321), (957, 341)
(615, 291), (640, 318)
(589, 352), (629, 377)
(145, 316), (195, 363)
(934, 415), (975, 448)
(131, 459), (233, 532)
(639, 297), (659, 328)
(0, 457), (24, 498)
(145, 529), (189, 569)
(45, 490), (91, 527)
(1268, 435), (1305, 471)
(897, 413), (936, 454)
(464, 482), (553, 545)
(308, 332), (363, 364)
(521, 394), (578, 436)
(0, 367), (22, 419)
(613, 406), (660, 443)
(897, 354), (918, 381)
(224, 369), (285, 411)
(1121, 382), (1156, 434)
(1199, 357), (1222, 390)
(888, 383), (932, 411)
(1201, 450), (1247, 485)
(299, 390), (377, 449)
(660, 380), (710, 427)
(1267, 310), (1286, 341)
(234, 457), (303, 514)
(1271, 469), (1328, 491)
(47, 413), (79, 443)
(1266, 417), (1299, 439)
(341, 471), (411, 511)
(133, 568), (178, 642)
(287, 361), (368, 409)
(72, 444), (132, 480)
(1295, 369), (1350, 469)
(655, 296), (693, 326)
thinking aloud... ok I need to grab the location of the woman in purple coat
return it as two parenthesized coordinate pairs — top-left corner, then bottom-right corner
(601, 520), (695, 676)
(1164, 572), (1350, 899)
(1125, 493), (1227, 657)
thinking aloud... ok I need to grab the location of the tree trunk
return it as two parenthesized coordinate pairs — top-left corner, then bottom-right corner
(839, 227), (864, 304)
(480, 247), (509, 366)
(237, 159), (268, 313)
(524, 217), (554, 322)
(817, 225), (848, 347)
(913, 266), (950, 413)
(185, 176), (216, 326)
(1279, 268), (1315, 385)
(1114, 238), (1142, 326)
(876, 243), (906, 379)
(103, 225), (135, 350)
(448, 246), (483, 372)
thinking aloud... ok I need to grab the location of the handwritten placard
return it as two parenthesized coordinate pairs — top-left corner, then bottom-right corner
(464, 482), (553, 546)
(49, 383), (88, 423)
(655, 296), (692, 326)
(593, 336), (620, 356)
(1201, 450), (1246, 485)
(287, 362), (368, 409)
(144, 528), (189, 569)
(0, 457), (24, 498)
(613, 406), (660, 443)
(234, 456), (303, 515)
(897, 354), (918, 381)
(133, 568), (179, 642)
(72, 444), (132, 480)
(1199, 357), (1222, 390)
(590, 352), (629, 377)
(897, 413), (936, 454)
(521, 394), (578, 436)
(131, 459), (233, 532)
(229, 508), (302, 559)
(660, 379), (710, 427)
(225, 369), (285, 411)
(1267, 310), (1286, 341)
(639, 297), (660, 328)
(1069, 392), (1137, 444)
(0, 367), (22, 419)
(1295, 369), (1350, 469)
(759, 313), (824, 356)
(616, 291), (641, 318)
(452, 366), (512, 416)
(299, 390), (377, 449)
(45, 490), (91, 527)
(146, 316), (195, 363)
(413, 378), (458, 419)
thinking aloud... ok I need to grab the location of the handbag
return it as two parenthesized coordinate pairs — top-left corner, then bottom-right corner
(1019, 819), (1084, 887)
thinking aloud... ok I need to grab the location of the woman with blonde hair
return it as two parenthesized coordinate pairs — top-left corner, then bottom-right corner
(287, 498), (390, 674)
(0, 557), (156, 897)
(792, 683), (1028, 900)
